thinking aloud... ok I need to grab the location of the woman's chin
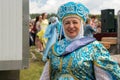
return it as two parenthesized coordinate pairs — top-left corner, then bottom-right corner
(67, 35), (76, 39)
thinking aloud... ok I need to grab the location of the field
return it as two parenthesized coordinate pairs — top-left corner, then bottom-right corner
(20, 46), (45, 80)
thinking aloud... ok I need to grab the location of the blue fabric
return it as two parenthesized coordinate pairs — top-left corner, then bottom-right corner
(57, 2), (89, 22)
(42, 22), (61, 62)
(48, 38), (120, 80)
(61, 37), (96, 56)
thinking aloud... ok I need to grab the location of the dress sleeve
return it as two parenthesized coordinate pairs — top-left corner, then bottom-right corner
(92, 41), (120, 80)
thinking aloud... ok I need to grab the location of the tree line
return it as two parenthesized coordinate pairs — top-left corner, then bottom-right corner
(30, 13), (117, 20)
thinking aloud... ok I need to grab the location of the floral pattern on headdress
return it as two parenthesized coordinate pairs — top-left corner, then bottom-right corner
(57, 2), (89, 22)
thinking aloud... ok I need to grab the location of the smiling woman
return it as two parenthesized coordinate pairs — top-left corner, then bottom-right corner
(63, 17), (81, 39)
(39, 1), (120, 80)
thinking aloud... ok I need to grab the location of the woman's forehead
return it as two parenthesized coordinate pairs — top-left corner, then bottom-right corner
(63, 17), (81, 22)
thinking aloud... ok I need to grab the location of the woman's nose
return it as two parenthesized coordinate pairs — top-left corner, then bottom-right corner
(69, 23), (74, 28)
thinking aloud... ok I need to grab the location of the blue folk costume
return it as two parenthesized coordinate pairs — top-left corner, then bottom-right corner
(41, 2), (120, 80)
(49, 37), (120, 80)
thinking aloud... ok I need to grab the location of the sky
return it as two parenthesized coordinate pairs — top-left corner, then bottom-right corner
(29, 0), (120, 15)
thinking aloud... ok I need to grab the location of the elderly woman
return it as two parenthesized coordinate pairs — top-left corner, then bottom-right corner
(41, 2), (120, 80)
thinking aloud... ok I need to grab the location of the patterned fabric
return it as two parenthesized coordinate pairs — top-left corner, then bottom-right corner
(57, 2), (89, 22)
(48, 38), (120, 80)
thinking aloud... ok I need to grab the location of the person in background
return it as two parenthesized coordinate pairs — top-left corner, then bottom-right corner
(36, 15), (42, 32)
(29, 22), (35, 46)
(84, 18), (96, 37)
(37, 13), (49, 51)
(96, 21), (102, 33)
(35, 15), (44, 52)
(90, 15), (97, 31)
(34, 16), (40, 33)
(40, 13), (49, 31)
(40, 2), (120, 80)
(30, 16), (39, 46)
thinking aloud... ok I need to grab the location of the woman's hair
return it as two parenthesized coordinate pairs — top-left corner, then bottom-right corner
(34, 16), (39, 28)
(41, 13), (47, 19)
(86, 18), (91, 24)
(91, 15), (96, 19)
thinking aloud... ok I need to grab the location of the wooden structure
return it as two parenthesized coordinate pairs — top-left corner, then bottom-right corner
(100, 37), (117, 49)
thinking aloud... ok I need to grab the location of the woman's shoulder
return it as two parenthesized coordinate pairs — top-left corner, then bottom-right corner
(92, 40), (105, 48)
(91, 40), (110, 57)
(51, 38), (71, 56)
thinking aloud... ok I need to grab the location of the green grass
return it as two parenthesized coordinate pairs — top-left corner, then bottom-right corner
(20, 46), (45, 80)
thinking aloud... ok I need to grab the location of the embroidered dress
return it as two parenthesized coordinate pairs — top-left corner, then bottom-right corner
(48, 37), (120, 80)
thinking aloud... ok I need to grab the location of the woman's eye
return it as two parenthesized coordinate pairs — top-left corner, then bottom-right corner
(64, 22), (70, 25)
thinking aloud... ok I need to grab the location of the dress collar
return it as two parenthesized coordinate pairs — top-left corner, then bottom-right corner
(52, 37), (96, 57)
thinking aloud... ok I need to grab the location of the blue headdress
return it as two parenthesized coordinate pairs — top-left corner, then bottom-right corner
(57, 2), (89, 41)
(57, 2), (89, 22)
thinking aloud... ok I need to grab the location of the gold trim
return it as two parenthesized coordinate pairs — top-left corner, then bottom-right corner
(67, 57), (78, 80)
(59, 57), (63, 72)
(52, 45), (59, 56)
(93, 61), (101, 67)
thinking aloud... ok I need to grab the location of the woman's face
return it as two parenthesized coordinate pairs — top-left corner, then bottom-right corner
(63, 17), (81, 39)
